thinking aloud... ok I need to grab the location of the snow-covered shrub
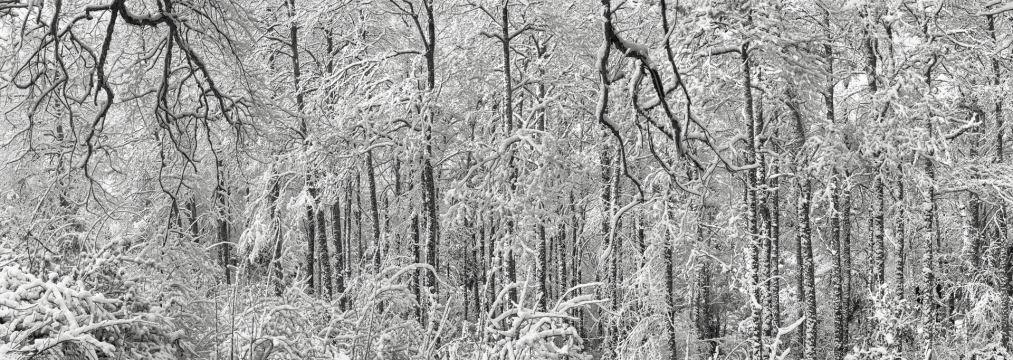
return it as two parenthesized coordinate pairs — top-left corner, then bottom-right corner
(210, 263), (431, 360)
(967, 343), (1012, 360)
(479, 281), (600, 359)
(0, 246), (182, 359)
(845, 287), (916, 360)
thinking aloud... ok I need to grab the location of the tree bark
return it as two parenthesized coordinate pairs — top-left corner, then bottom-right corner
(896, 176), (906, 300)
(920, 54), (939, 359)
(741, 40), (763, 359)
(215, 169), (232, 285)
(269, 175), (285, 296)
(801, 177), (817, 360)
(304, 206), (315, 292)
(332, 201), (345, 310)
(367, 150), (382, 270)
(767, 162), (781, 336)
(317, 207), (331, 298)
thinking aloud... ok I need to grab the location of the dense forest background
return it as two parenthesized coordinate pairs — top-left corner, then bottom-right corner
(2, 0), (1013, 359)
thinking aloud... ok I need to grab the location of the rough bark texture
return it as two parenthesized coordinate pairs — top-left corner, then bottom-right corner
(316, 208), (331, 298)
(332, 202), (345, 310)
(801, 178), (817, 360)
(741, 41), (763, 360)
(367, 151), (381, 270)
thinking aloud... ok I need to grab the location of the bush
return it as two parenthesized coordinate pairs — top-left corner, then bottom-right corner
(0, 246), (182, 359)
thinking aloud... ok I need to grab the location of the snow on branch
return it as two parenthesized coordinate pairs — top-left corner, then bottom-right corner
(979, 1), (1013, 16)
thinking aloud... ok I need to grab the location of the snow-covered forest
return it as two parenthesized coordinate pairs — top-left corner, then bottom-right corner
(1, 0), (1013, 358)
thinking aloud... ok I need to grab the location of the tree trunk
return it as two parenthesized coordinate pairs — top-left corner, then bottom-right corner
(269, 176), (285, 296)
(741, 41), (763, 359)
(304, 206), (315, 292)
(989, 13), (1010, 349)
(768, 162), (781, 336)
(215, 171), (232, 285)
(356, 173), (363, 265)
(921, 55), (939, 359)
(187, 198), (199, 241)
(413, 213), (423, 323)
(832, 181), (845, 360)
(332, 201), (345, 310)
(695, 193), (717, 357)
(421, 0), (440, 314)
(668, 208), (678, 359)
(841, 185), (852, 348)
(896, 176), (906, 300)
(875, 178), (886, 289)
(538, 224), (547, 310)
(317, 208), (331, 298)
(801, 177), (817, 359)
(346, 182), (353, 279)
(367, 150), (382, 270)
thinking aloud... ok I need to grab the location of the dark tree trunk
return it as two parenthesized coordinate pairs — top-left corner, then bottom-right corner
(269, 177), (285, 296)
(832, 181), (845, 360)
(304, 206), (315, 292)
(215, 174), (232, 285)
(741, 41), (763, 359)
(841, 186), (852, 348)
(317, 208), (331, 298)
(767, 162), (781, 336)
(413, 214), (423, 323)
(356, 173), (363, 265)
(538, 224), (547, 311)
(801, 177), (817, 359)
(921, 54), (939, 359)
(332, 201), (345, 310)
(896, 177), (906, 300)
(367, 150), (382, 270)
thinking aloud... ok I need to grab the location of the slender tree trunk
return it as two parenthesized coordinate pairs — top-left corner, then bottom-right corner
(557, 224), (566, 303)
(356, 173), (363, 265)
(896, 175), (906, 300)
(346, 182), (353, 279)
(864, 2), (887, 297)
(367, 151), (382, 270)
(480, 216), (489, 318)
(695, 192), (716, 357)
(574, 208), (585, 339)
(269, 176), (285, 296)
(305, 206), (315, 292)
(215, 171), (232, 285)
(317, 208), (331, 298)
(494, 1), (520, 309)
(538, 224), (547, 310)
(741, 41), (763, 359)
(332, 201), (345, 310)
(874, 177), (886, 289)
(786, 84), (811, 355)
(413, 213), (422, 323)
(187, 198), (199, 241)
(822, 12), (844, 357)
(832, 181), (845, 360)
(768, 162), (781, 335)
(841, 185), (852, 348)
(801, 177), (817, 359)
(668, 205), (678, 359)
(472, 219), (481, 320)
(421, 1), (440, 317)
(921, 54), (939, 359)
(922, 155), (937, 358)
(286, 0), (319, 294)
(609, 161), (622, 338)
